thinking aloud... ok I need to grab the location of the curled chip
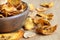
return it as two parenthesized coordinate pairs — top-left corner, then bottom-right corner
(8, 0), (21, 7)
(24, 17), (34, 30)
(24, 31), (36, 38)
(33, 15), (45, 24)
(0, 30), (24, 40)
(0, 2), (27, 17)
(37, 12), (54, 20)
(2, 4), (17, 12)
(38, 19), (50, 26)
(0, 0), (7, 5)
(40, 2), (54, 8)
(29, 4), (35, 11)
(36, 8), (47, 12)
(37, 12), (48, 19)
(1, 4), (18, 17)
(47, 13), (54, 20)
(34, 18), (51, 26)
(36, 25), (57, 35)
(0, 14), (4, 18)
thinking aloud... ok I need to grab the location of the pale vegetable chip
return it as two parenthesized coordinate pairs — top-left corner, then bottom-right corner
(29, 4), (35, 11)
(37, 12), (54, 20)
(24, 17), (34, 30)
(47, 13), (54, 20)
(0, 0), (7, 5)
(2, 4), (17, 12)
(40, 2), (54, 8)
(0, 14), (4, 18)
(36, 8), (47, 12)
(24, 31), (36, 38)
(8, 0), (21, 6)
(34, 18), (51, 26)
(36, 25), (57, 35)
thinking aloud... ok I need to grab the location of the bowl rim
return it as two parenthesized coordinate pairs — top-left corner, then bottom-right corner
(0, 1), (28, 19)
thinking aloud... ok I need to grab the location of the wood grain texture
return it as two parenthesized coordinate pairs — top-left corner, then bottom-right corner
(21, 0), (60, 40)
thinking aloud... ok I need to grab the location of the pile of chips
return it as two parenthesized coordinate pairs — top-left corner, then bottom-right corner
(0, 0), (26, 17)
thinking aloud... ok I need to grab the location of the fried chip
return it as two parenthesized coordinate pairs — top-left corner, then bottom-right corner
(1, 4), (18, 17)
(37, 12), (48, 18)
(0, 14), (4, 18)
(40, 2), (54, 8)
(8, 0), (21, 6)
(0, 0), (7, 5)
(0, 30), (24, 40)
(24, 31), (36, 38)
(36, 25), (57, 35)
(29, 4), (35, 11)
(36, 8), (47, 12)
(0, 1), (26, 17)
(37, 12), (54, 20)
(34, 18), (51, 26)
(2, 4), (17, 12)
(47, 13), (54, 20)
(24, 17), (34, 30)
(38, 19), (50, 26)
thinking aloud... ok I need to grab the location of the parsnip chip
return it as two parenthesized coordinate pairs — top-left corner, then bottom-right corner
(37, 12), (48, 18)
(40, 2), (54, 8)
(8, 0), (21, 6)
(0, 0), (7, 5)
(36, 25), (57, 35)
(2, 4), (17, 12)
(29, 4), (35, 11)
(0, 14), (4, 18)
(47, 13), (54, 20)
(37, 12), (54, 20)
(24, 17), (34, 30)
(36, 8), (47, 12)
(49, 2), (54, 8)
(0, 1), (26, 17)
(1, 4), (18, 17)
(34, 18), (50, 26)
(0, 30), (24, 40)
(24, 31), (36, 38)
